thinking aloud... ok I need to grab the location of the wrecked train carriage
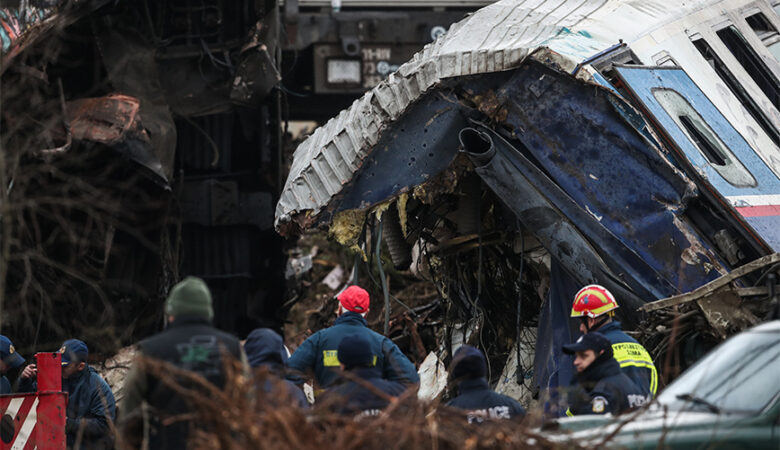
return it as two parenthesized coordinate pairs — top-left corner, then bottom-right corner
(276, 0), (780, 397)
(0, 0), (285, 349)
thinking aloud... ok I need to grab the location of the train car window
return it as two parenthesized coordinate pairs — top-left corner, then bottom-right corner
(692, 37), (780, 146)
(716, 25), (780, 110)
(745, 12), (780, 61)
(653, 88), (757, 187)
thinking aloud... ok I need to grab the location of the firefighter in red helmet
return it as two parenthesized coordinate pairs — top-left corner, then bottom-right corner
(571, 284), (658, 397)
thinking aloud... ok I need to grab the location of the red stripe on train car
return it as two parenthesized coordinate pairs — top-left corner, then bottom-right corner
(736, 205), (780, 217)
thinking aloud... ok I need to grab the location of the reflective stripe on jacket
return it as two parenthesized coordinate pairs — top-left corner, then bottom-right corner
(598, 321), (658, 396)
(287, 312), (419, 387)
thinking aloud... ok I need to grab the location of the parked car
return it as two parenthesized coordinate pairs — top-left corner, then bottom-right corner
(552, 320), (780, 449)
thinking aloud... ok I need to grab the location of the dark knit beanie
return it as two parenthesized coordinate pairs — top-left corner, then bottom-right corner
(451, 345), (487, 380)
(337, 334), (374, 368)
(165, 276), (214, 320)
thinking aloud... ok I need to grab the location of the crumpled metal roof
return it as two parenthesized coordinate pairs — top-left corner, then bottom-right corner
(275, 0), (714, 231)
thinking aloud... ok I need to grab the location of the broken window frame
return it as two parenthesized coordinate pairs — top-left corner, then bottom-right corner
(652, 87), (757, 188)
(690, 35), (780, 147)
(744, 11), (780, 62)
(715, 24), (780, 111)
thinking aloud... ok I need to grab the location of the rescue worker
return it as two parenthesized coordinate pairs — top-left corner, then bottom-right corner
(20, 339), (116, 449)
(571, 284), (658, 397)
(446, 345), (526, 424)
(318, 334), (405, 418)
(563, 332), (648, 416)
(287, 285), (419, 388)
(244, 328), (308, 408)
(119, 276), (248, 450)
(0, 335), (24, 394)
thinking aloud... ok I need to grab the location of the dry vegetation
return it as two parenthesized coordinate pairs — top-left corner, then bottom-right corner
(116, 358), (582, 450)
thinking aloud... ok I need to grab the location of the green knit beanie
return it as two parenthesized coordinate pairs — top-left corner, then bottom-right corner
(165, 276), (214, 320)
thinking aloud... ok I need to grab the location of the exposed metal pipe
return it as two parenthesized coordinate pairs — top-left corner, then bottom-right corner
(382, 203), (412, 270)
(375, 218), (391, 335)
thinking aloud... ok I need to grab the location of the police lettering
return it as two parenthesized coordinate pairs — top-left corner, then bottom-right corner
(465, 406), (511, 424)
(627, 394), (649, 408)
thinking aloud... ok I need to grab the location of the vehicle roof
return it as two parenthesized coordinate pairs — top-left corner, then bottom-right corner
(275, 0), (726, 230)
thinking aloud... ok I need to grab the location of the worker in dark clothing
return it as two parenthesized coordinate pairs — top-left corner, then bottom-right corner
(563, 332), (648, 416)
(244, 328), (308, 408)
(288, 285), (419, 388)
(119, 277), (248, 450)
(20, 339), (116, 449)
(319, 334), (405, 418)
(446, 345), (526, 424)
(571, 284), (658, 397)
(0, 335), (24, 395)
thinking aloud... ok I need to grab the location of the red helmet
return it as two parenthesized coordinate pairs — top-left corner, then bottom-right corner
(571, 284), (619, 318)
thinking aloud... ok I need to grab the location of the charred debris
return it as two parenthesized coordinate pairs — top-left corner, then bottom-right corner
(0, 0), (284, 353)
(278, 52), (780, 399)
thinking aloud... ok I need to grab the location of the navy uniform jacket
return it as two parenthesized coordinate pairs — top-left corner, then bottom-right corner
(319, 367), (405, 418)
(244, 328), (309, 408)
(0, 376), (11, 394)
(446, 378), (526, 423)
(567, 355), (648, 416)
(19, 366), (116, 449)
(598, 321), (658, 397)
(287, 312), (419, 387)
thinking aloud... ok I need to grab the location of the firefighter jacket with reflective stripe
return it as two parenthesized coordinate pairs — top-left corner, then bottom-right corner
(446, 378), (526, 423)
(567, 354), (648, 416)
(598, 321), (658, 397)
(319, 367), (406, 418)
(287, 312), (419, 388)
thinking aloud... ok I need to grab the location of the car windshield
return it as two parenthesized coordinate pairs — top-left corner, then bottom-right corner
(658, 328), (780, 414)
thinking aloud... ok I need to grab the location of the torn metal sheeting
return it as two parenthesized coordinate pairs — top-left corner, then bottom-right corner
(64, 94), (169, 185)
(275, 0), (728, 231)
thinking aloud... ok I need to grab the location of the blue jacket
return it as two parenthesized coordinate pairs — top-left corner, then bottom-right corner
(447, 378), (526, 423)
(287, 312), (419, 387)
(0, 376), (10, 395)
(319, 367), (405, 417)
(597, 321), (658, 397)
(244, 328), (308, 408)
(567, 354), (648, 416)
(63, 366), (116, 449)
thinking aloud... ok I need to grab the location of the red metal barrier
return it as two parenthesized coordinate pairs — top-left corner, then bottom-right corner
(0, 353), (67, 450)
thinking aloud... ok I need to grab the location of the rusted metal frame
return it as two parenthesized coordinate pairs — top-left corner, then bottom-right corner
(641, 252), (780, 312)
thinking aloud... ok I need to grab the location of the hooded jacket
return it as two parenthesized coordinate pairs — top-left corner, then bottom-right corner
(287, 312), (419, 387)
(244, 328), (308, 408)
(567, 352), (648, 416)
(597, 321), (658, 397)
(446, 346), (526, 423)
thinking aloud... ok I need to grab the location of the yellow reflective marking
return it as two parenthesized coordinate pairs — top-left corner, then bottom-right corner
(611, 342), (658, 395)
(565, 408), (574, 417)
(323, 350), (340, 367)
(322, 351), (378, 367)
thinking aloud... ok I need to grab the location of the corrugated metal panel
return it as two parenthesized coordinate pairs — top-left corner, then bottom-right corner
(293, 0), (497, 6)
(275, 0), (718, 230)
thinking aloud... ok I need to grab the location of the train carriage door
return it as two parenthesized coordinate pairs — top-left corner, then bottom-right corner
(613, 65), (780, 251)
